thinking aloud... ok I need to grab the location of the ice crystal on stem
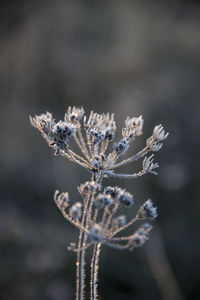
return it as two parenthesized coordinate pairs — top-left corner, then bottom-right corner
(30, 106), (168, 300)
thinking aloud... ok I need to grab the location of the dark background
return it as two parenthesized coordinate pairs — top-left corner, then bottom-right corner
(1, 0), (200, 299)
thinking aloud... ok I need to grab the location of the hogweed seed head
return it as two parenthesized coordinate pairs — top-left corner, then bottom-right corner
(30, 107), (168, 179)
(30, 106), (169, 299)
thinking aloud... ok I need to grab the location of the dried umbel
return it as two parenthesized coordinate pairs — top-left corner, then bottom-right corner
(30, 106), (168, 300)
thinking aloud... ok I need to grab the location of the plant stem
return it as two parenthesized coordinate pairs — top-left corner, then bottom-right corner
(76, 174), (96, 300)
(76, 205), (88, 300)
(90, 243), (101, 300)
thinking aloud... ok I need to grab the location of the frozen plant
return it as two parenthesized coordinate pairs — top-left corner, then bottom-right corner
(30, 107), (168, 300)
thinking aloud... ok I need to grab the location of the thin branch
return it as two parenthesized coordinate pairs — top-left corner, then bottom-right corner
(92, 208), (99, 224)
(104, 202), (119, 231)
(78, 129), (90, 159)
(85, 129), (93, 159)
(111, 216), (139, 238)
(104, 241), (129, 250)
(108, 234), (135, 241)
(69, 241), (93, 252)
(60, 209), (84, 231)
(73, 132), (91, 162)
(107, 146), (149, 170)
(103, 170), (146, 179)
(60, 150), (90, 170)
(68, 149), (92, 169)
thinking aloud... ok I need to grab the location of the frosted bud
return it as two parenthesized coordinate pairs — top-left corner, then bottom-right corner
(89, 224), (103, 242)
(122, 128), (135, 142)
(114, 138), (129, 155)
(117, 190), (134, 207)
(153, 125), (169, 142)
(78, 181), (101, 195)
(89, 129), (105, 145)
(52, 121), (75, 138)
(69, 202), (82, 220)
(104, 186), (118, 198)
(92, 156), (101, 170)
(104, 186), (125, 200)
(125, 115), (144, 137)
(137, 199), (158, 220)
(94, 193), (113, 209)
(105, 128), (115, 141)
(147, 124), (168, 152)
(137, 223), (153, 235)
(129, 234), (147, 250)
(129, 223), (153, 250)
(112, 215), (126, 228)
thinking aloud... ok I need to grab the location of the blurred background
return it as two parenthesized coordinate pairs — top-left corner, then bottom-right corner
(1, 0), (200, 299)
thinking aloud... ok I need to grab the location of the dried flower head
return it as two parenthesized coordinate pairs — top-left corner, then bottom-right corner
(30, 106), (168, 300)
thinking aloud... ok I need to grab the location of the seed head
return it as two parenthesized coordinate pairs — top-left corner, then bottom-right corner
(30, 112), (55, 135)
(54, 190), (70, 210)
(78, 181), (101, 195)
(65, 106), (85, 123)
(122, 115), (144, 141)
(117, 189), (134, 207)
(153, 125), (169, 142)
(137, 199), (158, 220)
